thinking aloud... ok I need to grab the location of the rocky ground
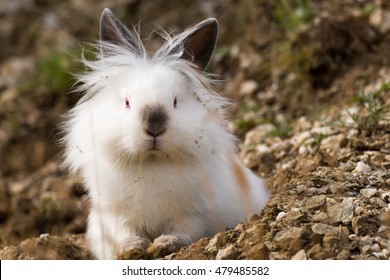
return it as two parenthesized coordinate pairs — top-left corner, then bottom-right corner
(0, 0), (389, 259)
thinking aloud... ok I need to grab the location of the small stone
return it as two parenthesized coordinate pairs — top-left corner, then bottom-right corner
(329, 183), (343, 194)
(372, 251), (389, 259)
(311, 211), (328, 222)
(359, 235), (373, 248)
(206, 233), (226, 254)
(291, 249), (307, 260)
(318, 149), (339, 167)
(379, 212), (390, 226)
(296, 184), (306, 194)
(304, 194), (326, 209)
(378, 226), (388, 233)
(327, 197), (354, 224)
(215, 245), (238, 260)
(246, 213), (260, 224)
(311, 223), (338, 235)
(371, 243), (381, 252)
(242, 242), (269, 260)
(256, 144), (270, 153)
(381, 192), (390, 203)
(336, 249), (351, 260)
(323, 234), (341, 258)
(354, 161), (371, 174)
(298, 145), (307, 154)
(244, 124), (276, 146)
(290, 131), (311, 146)
(326, 197), (337, 206)
(349, 234), (358, 241)
(276, 212), (287, 221)
(381, 162), (390, 169)
(361, 245), (371, 254)
(234, 223), (244, 231)
(239, 80), (258, 96)
(274, 227), (309, 255)
(307, 244), (325, 260)
(360, 188), (378, 198)
(355, 206), (364, 215)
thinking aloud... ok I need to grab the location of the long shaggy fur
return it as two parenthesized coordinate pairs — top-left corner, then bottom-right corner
(62, 9), (269, 259)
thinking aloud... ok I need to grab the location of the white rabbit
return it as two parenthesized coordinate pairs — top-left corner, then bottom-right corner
(62, 8), (270, 259)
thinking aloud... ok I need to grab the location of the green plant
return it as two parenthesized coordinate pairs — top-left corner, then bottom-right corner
(21, 48), (85, 95)
(361, 3), (376, 17)
(263, 116), (293, 139)
(272, 0), (314, 33)
(346, 83), (387, 135)
(310, 132), (327, 147)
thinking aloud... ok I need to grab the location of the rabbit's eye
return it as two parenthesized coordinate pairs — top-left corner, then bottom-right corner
(125, 99), (130, 109)
(173, 97), (177, 108)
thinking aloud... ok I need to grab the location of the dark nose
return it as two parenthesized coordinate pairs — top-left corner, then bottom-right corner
(142, 104), (168, 138)
(146, 125), (166, 137)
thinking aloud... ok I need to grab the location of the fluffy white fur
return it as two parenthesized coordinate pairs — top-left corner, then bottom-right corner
(62, 9), (269, 259)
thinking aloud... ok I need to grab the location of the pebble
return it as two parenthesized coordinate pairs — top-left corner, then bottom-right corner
(381, 192), (390, 203)
(298, 145), (307, 154)
(349, 234), (358, 241)
(311, 223), (338, 235)
(276, 212), (287, 221)
(327, 197), (354, 224)
(354, 161), (371, 174)
(378, 226), (388, 233)
(359, 236), (373, 248)
(360, 188), (377, 198)
(244, 124), (276, 146)
(296, 184), (306, 194)
(239, 80), (258, 96)
(291, 249), (307, 260)
(206, 233), (225, 254)
(256, 144), (270, 154)
(215, 245), (238, 260)
(246, 213), (260, 224)
(274, 227), (307, 254)
(370, 243), (381, 252)
(304, 194), (326, 209)
(290, 131), (311, 146)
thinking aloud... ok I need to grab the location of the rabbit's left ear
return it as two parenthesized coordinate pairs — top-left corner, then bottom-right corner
(180, 18), (219, 70)
(99, 8), (142, 56)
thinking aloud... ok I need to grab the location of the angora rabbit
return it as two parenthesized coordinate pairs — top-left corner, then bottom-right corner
(62, 8), (269, 259)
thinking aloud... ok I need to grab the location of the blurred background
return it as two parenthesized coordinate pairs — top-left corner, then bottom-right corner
(0, 0), (389, 259)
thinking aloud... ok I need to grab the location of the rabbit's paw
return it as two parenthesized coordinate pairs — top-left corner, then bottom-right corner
(147, 235), (186, 258)
(115, 236), (149, 260)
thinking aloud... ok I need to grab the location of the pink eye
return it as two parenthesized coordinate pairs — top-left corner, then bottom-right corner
(125, 99), (130, 109)
(173, 97), (177, 108)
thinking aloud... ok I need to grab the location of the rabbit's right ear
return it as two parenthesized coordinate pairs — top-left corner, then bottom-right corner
(180, 18), (219, 71)
(100, 8), (142, 55)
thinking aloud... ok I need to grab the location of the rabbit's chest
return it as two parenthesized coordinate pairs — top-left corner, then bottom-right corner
(119, 165), (204, 233)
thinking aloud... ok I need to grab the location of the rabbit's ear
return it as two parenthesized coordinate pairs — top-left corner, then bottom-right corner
(181, 18), (219, 70)
(100, 8), (141, 54)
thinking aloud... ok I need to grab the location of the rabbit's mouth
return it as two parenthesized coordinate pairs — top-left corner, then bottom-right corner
(145, 137), (163, 152)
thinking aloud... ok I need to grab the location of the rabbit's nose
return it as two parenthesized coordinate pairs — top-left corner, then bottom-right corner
(142, 104), (168, 137)
(145, 126), (166, 138)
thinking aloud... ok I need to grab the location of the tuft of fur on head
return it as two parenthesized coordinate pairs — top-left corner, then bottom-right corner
(74, 20), (229, 113)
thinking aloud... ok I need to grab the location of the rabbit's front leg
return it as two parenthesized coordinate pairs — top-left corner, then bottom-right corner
(116, 235), (150, 260)
(147, 233), (192, 258)
(88, 208), (150, 259)
(147, 217), (209, 258)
